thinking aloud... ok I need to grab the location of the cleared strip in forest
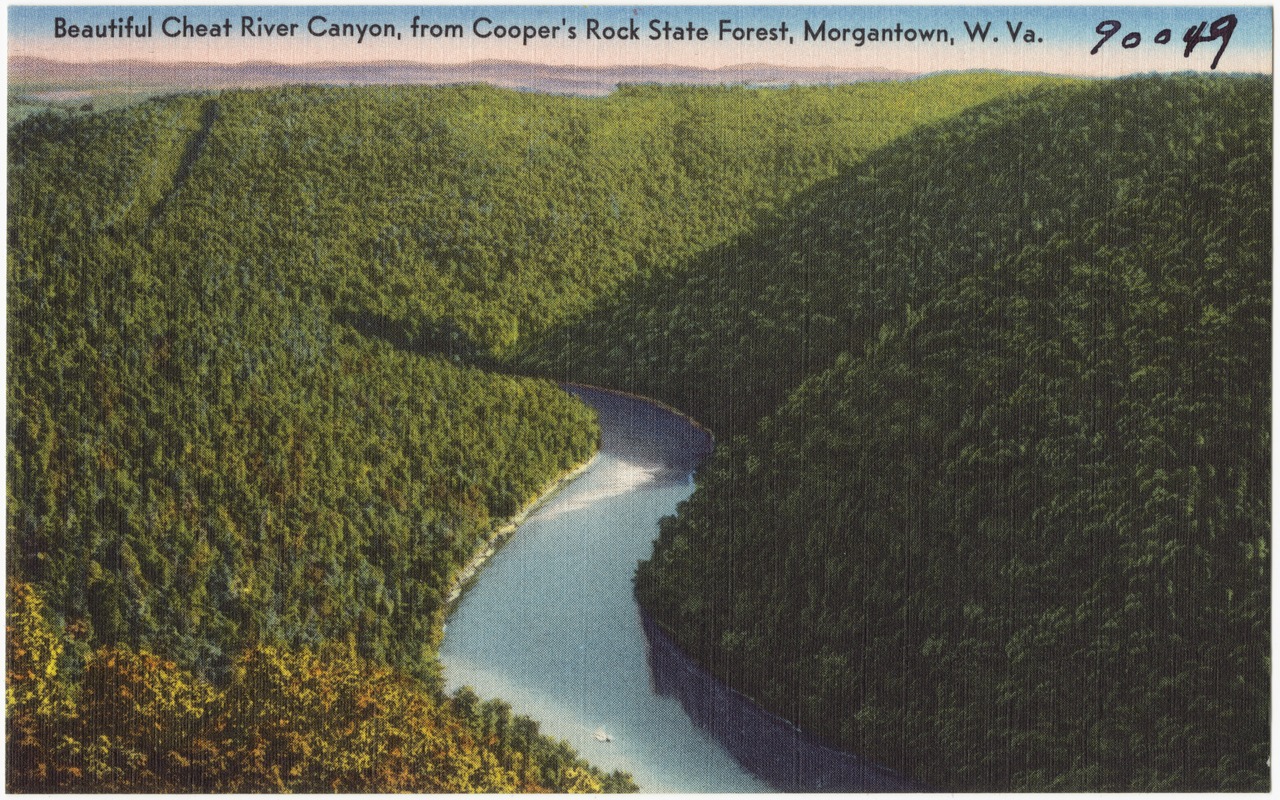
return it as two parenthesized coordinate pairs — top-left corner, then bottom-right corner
(145, 98), (219, 241)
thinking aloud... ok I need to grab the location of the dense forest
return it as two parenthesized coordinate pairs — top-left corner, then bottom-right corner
(7, 74), (1048, 790)
(607, 76), (1268, 791)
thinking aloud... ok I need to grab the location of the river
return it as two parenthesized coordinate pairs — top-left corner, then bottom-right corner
(439, 385), (762, 791)
(438, 386), (924, 793)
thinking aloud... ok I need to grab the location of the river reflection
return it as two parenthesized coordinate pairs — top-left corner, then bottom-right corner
(439, 386), (765, 792)
(642, 613), (931, 792)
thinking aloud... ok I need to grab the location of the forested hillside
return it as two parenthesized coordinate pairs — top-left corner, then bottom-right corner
(10, 101), (601, 675)
(157, 75), (1049, 357)
(8, 91), (614, 790)
(7, 75), (1047, 790)
(622, 76), (1271, 790)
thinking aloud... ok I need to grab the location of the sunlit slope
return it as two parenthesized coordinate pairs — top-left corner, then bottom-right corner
(7, 93), (607, 683)
(6, 93), (609, 792)
(629, 75), (1270, 791)
(9, 157), (597, 686)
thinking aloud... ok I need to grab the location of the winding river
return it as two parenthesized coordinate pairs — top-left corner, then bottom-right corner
(439, 386), (762, 792)
(439, 386), (923, 792)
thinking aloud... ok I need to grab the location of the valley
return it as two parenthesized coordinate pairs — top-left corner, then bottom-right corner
(7, 71), (1269, 792)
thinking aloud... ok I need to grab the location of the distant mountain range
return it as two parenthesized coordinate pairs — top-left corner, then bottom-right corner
(10, 56), (912, 95)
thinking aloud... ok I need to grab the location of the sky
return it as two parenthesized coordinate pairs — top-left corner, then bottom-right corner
(7, 5), (1275, 76)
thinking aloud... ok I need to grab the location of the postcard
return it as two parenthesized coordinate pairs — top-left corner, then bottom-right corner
(6, 3), (1271, 793)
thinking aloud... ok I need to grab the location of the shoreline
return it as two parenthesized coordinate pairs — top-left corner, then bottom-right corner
(444, 450), (600, 611)
(443, 380), (702, 619)
(640, 610), (929, 792)
(560, 381), (717, 446)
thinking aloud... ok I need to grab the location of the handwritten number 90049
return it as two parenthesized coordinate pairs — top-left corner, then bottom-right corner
(1091, 14), (1237, 69)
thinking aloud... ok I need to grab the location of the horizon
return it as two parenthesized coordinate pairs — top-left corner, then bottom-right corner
(11, 53), (916, 72)
(5, 56), (925, 98)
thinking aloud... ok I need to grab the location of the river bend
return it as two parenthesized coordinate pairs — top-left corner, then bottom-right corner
(439, 386), (765, 792)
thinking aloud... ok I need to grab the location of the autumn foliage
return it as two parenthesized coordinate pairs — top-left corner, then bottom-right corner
(7, 580), (632, 792)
